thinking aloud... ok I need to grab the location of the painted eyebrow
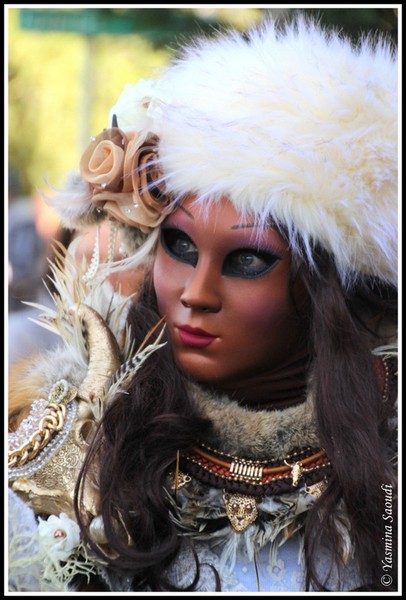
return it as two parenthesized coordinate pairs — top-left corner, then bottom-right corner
(179, 206), (194, 219)
(230, 222), (277, 230)
(230, 224), (256, 230)
(177, 208), (277, 229)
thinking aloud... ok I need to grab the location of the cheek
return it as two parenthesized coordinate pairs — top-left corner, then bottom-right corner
(230, 286), (299, 360)
(153, 249), (185, 316)
(152, 254), (168, 316)
(232, 287), (292, 332)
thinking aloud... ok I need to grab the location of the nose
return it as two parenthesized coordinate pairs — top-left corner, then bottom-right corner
(180, 260), (222, 313)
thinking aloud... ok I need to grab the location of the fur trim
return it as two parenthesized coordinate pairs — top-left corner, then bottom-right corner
(8, 358), (49, 430)
(45, 17), (398, 287)
(187, 382), (320, 460)
(149, 17), (397, 286)
(45, 171), (104, 230)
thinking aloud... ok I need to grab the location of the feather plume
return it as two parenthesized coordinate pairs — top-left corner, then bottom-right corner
(23, 239), (133, 364)
(105, 322), (167, 406)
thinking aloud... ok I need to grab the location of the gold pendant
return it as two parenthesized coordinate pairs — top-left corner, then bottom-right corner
(223, 491), (258, 532)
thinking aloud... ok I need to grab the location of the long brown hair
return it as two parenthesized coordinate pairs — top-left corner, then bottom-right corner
(75, 276), (213, 590)
(75, 250), (397, 591)
(298, 249), (397, 591)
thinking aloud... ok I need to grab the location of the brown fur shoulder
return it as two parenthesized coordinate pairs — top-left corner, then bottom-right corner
(8, 356), (49, 432)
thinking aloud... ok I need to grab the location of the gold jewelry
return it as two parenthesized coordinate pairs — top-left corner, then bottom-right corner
(8, 380), (78, 470)
(178, 444), (331, 532)
(223, 491), (258, 532)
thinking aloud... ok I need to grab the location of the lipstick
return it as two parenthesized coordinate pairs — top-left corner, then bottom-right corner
(177, 325), (217, 348)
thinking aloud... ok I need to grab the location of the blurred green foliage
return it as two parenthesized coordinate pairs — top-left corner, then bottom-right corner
(8, 9), (170, 196)
(8, 7), (398, 198)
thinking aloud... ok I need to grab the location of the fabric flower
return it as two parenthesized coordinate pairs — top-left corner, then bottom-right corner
(108, 79), (167, 132)
(38, 513), (81, 563)
(80, 127), (127, 192)
(80, 128), (172, 233)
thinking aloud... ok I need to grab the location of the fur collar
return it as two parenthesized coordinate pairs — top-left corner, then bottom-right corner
(187, 381), (320, 461)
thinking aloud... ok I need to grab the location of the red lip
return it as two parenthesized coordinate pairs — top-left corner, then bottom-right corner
(177, 325), (217, 348)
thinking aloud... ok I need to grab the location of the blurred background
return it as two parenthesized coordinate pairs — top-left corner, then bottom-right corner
(6, 6), (398, 362)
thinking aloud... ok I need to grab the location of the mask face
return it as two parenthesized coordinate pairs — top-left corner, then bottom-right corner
(153, 197), (307, 390)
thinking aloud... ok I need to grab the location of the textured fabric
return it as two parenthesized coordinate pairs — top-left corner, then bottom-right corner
(8, 489), (68, 592)
(162, 531), (364, 592)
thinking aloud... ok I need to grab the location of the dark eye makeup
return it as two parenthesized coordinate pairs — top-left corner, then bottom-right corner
(160, 226), (281, 279)
(224, 248), (280, 278)
(161, 227), (198, 267)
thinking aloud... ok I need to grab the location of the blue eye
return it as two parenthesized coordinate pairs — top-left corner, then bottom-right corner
(161, 228), (198, 267)
(223, 249), (280, 279)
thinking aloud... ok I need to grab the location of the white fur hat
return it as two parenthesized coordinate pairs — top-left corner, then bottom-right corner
(51, 16), (398, 287)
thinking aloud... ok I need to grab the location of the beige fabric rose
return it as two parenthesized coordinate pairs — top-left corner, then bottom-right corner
(80, 128), (171, 233)
(80, 128), (127, 192)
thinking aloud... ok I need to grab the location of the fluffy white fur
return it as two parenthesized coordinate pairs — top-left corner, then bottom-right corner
(45, 172), (103, 230)
(151, 17), (398, 286)
(50, 17), (398, 286)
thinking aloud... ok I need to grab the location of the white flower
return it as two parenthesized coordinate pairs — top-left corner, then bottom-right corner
(109, 79), (170, 133)
(38, 513), (81, 563)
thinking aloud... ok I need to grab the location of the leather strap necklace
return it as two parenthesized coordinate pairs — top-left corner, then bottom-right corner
(173, 444), (331, 532)
(181, 443), (331, 495)
(172, 355), (395, 532)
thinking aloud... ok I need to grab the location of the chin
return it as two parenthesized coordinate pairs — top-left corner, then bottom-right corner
(175, 356), (223, 386)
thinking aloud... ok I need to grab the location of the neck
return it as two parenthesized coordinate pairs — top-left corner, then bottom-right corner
(207, 347), (311, 411)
